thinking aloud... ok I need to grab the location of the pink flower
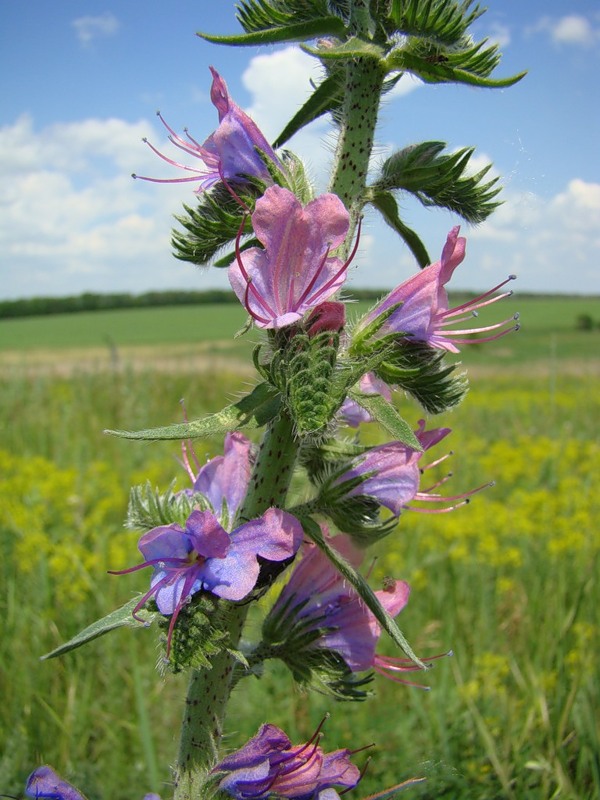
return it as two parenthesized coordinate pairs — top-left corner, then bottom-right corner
(355, 226), (518, 353)
(133, 67), (279, 193)
(228, 186), (355, 329)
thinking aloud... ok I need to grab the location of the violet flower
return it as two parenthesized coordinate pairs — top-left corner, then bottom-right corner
(25, 767), (85, 800)
(213, 721), (361, 800)
(182, 430), (254, 528)
(355, 226), (519, 353)
(228, 186), (357, 329)
(337, 373), (393, 428)
(113, 507), (302, 654)
(133, 67), (279, 192)
(332, 420), (491, 517)
(269, 537), (410, 673)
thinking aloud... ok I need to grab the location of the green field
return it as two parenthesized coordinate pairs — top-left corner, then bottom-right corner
(0, 297), (598, 800)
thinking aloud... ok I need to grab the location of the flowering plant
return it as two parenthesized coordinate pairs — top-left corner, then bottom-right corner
(27, 2), (523, 799)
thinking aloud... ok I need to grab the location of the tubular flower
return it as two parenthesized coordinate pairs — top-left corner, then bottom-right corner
(133, 66), (280, 192)
(228, 186), (355, 329)
(354, 226), (519, 353)
(213, 722), (361, 800)
(24, 766), (161, 800)
(25, 767), (85, 800)
(267, 538), (447, 687)
(332, 422), (451, 517)
(113, 507), (302, 654)
(267, 537), (410, 673)
(182, 430), (254, 528)
(331, 420), (492, 517)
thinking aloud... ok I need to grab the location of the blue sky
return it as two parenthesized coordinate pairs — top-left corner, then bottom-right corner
(1, 1), (599, 299)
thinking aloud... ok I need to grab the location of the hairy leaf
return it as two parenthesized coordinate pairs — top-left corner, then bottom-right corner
(105, 382), (282, 441)
(368, 190), (431, 266)
(347, 389), (422, 450)
(372, 142), (502, 223)
(41, 598), (157, 660)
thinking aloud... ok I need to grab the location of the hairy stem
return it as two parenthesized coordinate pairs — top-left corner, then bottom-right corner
(173, 410), (298, 799)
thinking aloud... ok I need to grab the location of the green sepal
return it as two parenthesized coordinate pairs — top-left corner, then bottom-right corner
(105, 382), (282, 441)
(386, 47), (526, 89)
(273, 73), (343, 149)
(126, 480), (210, 531)
(347, 389), (423, 450)
(171, 182), (259, 268)
(198, 16), (347, 47)
(302, 517), (426, 668)
(41, 597), (157, 660)
(159, 593), (248, 675)
(375, 342), (469, 414)
(302, 36), (386, 61)
(371, 142), (502, 224)
(368, 190), (431, 267)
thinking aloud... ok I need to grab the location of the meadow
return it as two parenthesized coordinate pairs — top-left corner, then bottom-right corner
(0, 297), (599, 799)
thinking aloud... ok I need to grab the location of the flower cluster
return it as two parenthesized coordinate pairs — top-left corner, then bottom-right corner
(112, 432), (302, 654)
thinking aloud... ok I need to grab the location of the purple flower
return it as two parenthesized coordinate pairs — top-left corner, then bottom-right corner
(114, 507), (302, 654)
(337, 373), (393, 427)
(24, 766), (161, 800)
(213, 722), (361, 800)
(182, 431), (254, 526)
(228, 186), (355, 329)
(268, 537), (450, 687)
(355, 226), (518, 353)
(270, 536), (410, 673)
(332, 420), (490, 517)
(25, 767), (85, 800)
(133, 67), (279, 192)
(333, 422), (451, 517)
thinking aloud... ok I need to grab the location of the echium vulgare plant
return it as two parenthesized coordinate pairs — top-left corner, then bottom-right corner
(28, 1), (524, 799)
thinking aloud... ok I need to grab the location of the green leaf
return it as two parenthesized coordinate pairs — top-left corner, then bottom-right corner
(303, 518), (426, 668)
(386, 47), (525, 88)
(41, 597), (157, 660)
(368, 190), (430, 267)
(199, 16), (346, 47)
(273, 73), (343, 148)
(302, 36), (386, 61)
(347, 390), (423, 450)
(372, 143), (503, 224)
(105, 382), (282, 441)
(386, 0), (484, 46)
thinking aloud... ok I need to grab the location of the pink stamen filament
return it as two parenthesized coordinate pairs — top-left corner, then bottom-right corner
(442, 275), (516, 319)
(234, 217), (278, 323)
(441, 314), (519, 337)
(295, 217), (363, 311)
(141, 138), (205, 175)
(421, 452), (452, 470)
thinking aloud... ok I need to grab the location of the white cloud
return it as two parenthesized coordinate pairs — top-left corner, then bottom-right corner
(387, 72), (423, 99)
(531, 14), (599, 47)
(0, 114), (211, 299)
(72, 13), (119, 47)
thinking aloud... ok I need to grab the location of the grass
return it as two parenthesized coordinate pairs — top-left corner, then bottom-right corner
(0, 298), (599, 799)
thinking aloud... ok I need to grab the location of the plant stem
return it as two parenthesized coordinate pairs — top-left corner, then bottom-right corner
(173, 410), (298, 799)
(328, 5), (385, 251)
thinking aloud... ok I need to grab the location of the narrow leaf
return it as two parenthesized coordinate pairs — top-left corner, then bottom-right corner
(303, 518), (426, 668)
(41, 597), (157, 660)
(348, 390), (423, 451)
(273, 74), (343, 148)
(368, 190), (430, 267)
(198, 17), (346, 47)
(105, 383), (282, 441)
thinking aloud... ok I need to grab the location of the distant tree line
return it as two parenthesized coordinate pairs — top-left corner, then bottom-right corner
(0, 288), (388, 319)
